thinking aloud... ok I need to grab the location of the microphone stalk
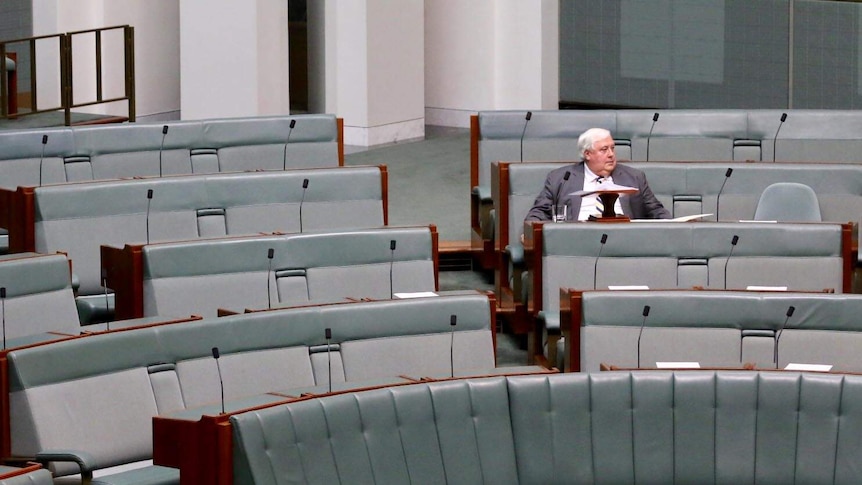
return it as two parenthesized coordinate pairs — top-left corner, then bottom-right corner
(636, 305), (651, 368)
(267, 248), (275, 309)
(299, 178), (309, 233)
(211, 347), (225, 414)
(39, 134), (48, 186)
(283, 119), (297, 170)
(450, 315), (457, 378)
(722, 235), (739, 290)
(519, 111), (532, 162)
(389, 240), (397, 299)
(773, 113), (787, 162)
(774, 305), (795, 368)
(646, 112), (659, 161)
(159, 125), (169, 177)
(715, 168), (733, 222)
(593, 234), (608, 290)
(146, 189), (154, 245)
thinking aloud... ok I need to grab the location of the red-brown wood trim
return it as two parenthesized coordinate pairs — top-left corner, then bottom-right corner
(379, 164), (388, 226)
(430, 224), (439, 291)
(842, 222), (852, 293)
(101, 243), (145, 320)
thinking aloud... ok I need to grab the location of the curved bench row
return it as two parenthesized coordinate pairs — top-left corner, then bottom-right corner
(0, 165), (388, 322)
(561, 289), (862, 373)
(2, 292), (503, 484)
(471, 109), (862, 267)
(0, 114), (343, 190)
(102, 225), (440, 320)
(231, 370), (862, 485)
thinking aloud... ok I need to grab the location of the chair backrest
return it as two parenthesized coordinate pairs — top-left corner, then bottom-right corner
(754, 182), (822, 222)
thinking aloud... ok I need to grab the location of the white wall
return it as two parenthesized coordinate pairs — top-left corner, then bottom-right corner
(180, 0), (288, 120)
(325, 0), (424, 146)
(424, 0), (558, 127)
(32, 0), (179, 121)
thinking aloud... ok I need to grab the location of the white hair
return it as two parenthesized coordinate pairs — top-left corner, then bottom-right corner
(577, 128), (612, 160)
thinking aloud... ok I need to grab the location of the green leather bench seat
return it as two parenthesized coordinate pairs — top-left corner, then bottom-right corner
(473, 108), (862, 269)
(530, 221), (847, 366)
(0, 252), (80, 341)
(0, 114), (341, 255)
(0, 114), (340, 189)
(4, 293), (496, 483)
(231, 370), (862, 484)
(20, 165), (386, 320)
(135, 226), (436, 317)
(569, 290), (862, 373)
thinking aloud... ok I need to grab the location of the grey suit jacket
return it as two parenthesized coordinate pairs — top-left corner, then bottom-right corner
(524, 162), (671, 221)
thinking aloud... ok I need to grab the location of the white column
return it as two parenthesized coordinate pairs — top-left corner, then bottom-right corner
(179, 0), (289, 120)
(425, 0), (559, 128)
(324, 0), (425, 147)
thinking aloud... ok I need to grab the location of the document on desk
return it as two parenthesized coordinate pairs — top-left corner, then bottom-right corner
(630, 213), (713, 222)
(569, 182), (639, 197)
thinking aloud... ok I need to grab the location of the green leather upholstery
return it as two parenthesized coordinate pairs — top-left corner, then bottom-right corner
(138, 226), (436, 317)
(572, 290), (862, 372)
(5, 293), (495, 482)
(26, 166), (385, 319)
(0, 252), (79, 341)
(231, 370), (862, 485)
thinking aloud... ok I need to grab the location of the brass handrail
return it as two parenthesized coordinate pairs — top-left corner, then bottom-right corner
(0, 25), (135, 124)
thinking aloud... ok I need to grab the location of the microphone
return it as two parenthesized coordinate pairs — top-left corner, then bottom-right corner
(593, 234), (608, 290)
(101, 268), (110, 330)
(636, 305), (651, 368)
(1, 287), (6, 350)
(773, 305), (795, 368)
(298, 178), (309, 233)
(722, 235), (739, 290)
(159, 125), (169, 176)
(266, 248), (274, 309)
(646, 112), (659, 161)
(519, 111), (533, 162)
(715, 168), (733, 221)
(146, 189), (154, 245)
(38, 134), (48, 186)
(325, 327), (332, 393)
(772, 113), (787, 162)
(389, 239), (397, 299)
(283, 119), (297, 170)
(449, 315), (457, 378)
(211, 347), (225, 414)
(551, 171), (571, 221)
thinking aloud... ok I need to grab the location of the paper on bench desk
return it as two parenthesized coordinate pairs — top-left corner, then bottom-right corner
(784, 363), (832, 372)
(393, 292), (438, 299)
(655, 362), (701, 369)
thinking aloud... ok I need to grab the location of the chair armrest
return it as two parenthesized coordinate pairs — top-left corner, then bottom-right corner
(472, 185), (491, 202)
(505, 243), (524, 265)
(35, 449), (97, 478)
